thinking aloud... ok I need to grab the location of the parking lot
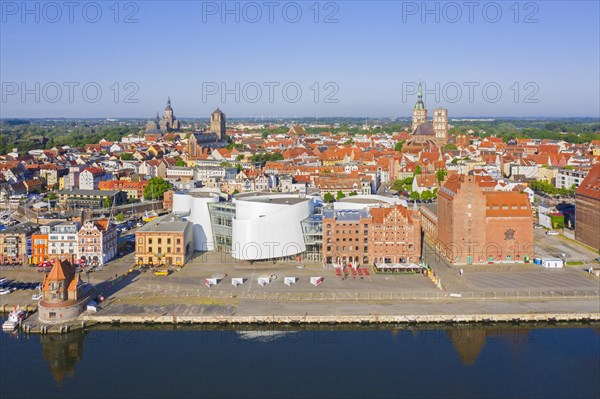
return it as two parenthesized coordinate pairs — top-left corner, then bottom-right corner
(532, 229), (599, 263)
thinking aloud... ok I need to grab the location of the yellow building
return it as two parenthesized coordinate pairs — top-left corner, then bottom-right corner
(135, 214), (194, 267)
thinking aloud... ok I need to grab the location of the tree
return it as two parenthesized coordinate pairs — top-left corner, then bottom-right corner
(421, 190), (435, 201)
(394, 140), (405, 152)
(144, 177), (171, 200)
(349, 191), (358, 196)
(47, 192), (57, 201)
(409, 191), (421, 201)
(116, 212), (125, 222)
(175, 159), (186, 167)
(414, 165), (422, 175)
(323, 192), (335, 203)
(104, 196), (113, 208)
(262, 131), (269, 139)
(232, 189), (240, 195)
(120, 152), (134, 160)
(336, 191), (346, 200)
(436, 169), (447, 183)
(443, 143), (458, 151)
(235, 154), (244, 161)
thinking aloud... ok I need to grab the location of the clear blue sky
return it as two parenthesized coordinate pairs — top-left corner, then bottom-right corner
(1, 0), (599, 118)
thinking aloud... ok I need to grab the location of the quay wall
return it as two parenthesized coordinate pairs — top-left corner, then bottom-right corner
(84, 312), (600, 325)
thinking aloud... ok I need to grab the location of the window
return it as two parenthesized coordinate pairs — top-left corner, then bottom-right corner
(149, 238), (153, 244)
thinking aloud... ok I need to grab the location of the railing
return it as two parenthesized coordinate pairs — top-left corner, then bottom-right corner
(114, 287), (600, 302)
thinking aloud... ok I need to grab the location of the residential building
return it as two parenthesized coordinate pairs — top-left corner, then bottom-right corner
(556, 168), (589, 190)
(77, 219), (117, 266)
(0, 222), (37, 265)
(48, 222), (80, 263)
(79, 167), (108, 190)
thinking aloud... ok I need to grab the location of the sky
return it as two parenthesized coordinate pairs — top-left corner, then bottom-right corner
(1, 0), (599, 118)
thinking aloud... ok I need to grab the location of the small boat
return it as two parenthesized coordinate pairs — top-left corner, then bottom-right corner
(2, 306), (27, 331)
(142, 210), (158, 223)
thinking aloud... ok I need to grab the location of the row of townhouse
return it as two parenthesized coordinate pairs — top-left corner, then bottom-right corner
(30, 220), (117, 266)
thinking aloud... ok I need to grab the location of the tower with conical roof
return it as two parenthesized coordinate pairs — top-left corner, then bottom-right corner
(411, 82), (428, 132)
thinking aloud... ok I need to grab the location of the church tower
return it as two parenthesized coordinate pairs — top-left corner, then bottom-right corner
(159, 97), (181, 132)
(411, 82), (428, 132)
(210, 108), (226, 141)
(433, 107), (448, 145)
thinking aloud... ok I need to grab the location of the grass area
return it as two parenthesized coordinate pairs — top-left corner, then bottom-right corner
(566, 261), (585, 266)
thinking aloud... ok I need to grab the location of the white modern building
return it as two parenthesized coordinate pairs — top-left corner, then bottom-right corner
(556, 168), (589, 190)
(231, 193), (315, 261)
(333, 195), (407, 211)
(172, 188), (222, 251)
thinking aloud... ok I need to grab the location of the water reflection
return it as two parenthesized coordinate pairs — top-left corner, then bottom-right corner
(21, 323), (597, 390)
(40, 333), (84, 384)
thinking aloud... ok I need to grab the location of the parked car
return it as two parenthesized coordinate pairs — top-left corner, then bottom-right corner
(32, 292), (42, 300)
(534, 224), (544, 229)
(0, 288), (11, 295)
(546, 231), (559, 236)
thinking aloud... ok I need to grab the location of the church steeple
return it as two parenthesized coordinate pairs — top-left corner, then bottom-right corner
(411, 81), (428, 132)
(413, 82), (426, 111)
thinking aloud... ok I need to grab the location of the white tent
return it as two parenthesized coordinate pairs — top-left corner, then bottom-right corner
(205, 278), (218, 287)
(231, 277), (244, 287)
(310, 276), (324, 286)
(258, 276), (271, 287)
(284, 277), (297, 286)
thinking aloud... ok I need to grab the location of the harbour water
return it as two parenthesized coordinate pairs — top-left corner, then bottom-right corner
(1, 325), (598, 398)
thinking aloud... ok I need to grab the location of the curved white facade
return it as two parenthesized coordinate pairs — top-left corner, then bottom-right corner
(172, 189), (220, 251)
(333, 195), (407, 210)
(231, 194), (314, 261)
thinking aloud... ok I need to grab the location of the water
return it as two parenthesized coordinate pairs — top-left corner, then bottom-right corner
(1, 325), (599, 399)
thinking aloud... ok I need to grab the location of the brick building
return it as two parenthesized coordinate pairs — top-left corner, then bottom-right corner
(322, 204), (421, 267)
(437, 175), (533, 265)
(575, 163), (600, 250)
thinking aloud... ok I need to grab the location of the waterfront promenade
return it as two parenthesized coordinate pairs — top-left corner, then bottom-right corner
(1, 231), (599, 330)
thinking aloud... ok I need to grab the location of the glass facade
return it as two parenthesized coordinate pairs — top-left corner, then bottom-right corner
(300, 213), (323, 263)
(208, 202), (235, 252)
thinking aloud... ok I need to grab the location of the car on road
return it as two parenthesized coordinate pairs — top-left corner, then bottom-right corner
(534, 224), (544, 229)
(546, 230), (559, 236)
(32, 292), (42, 300)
